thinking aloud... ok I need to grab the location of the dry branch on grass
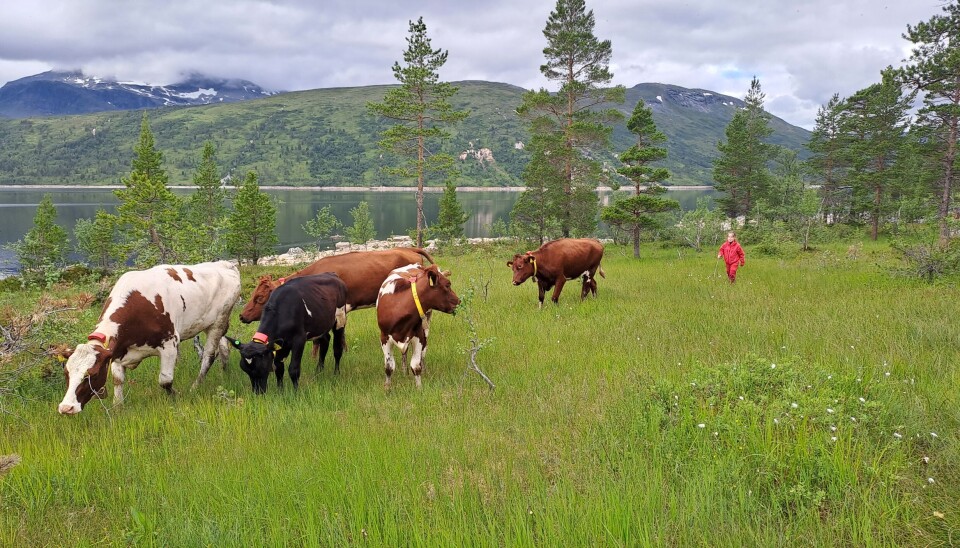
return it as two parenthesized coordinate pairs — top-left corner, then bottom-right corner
(0, 454), (20, 476)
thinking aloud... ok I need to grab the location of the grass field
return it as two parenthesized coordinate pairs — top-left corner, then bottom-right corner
(1, 242), (958, 545)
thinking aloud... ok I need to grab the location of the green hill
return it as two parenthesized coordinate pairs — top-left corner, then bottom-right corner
(0, 81), (810, 187)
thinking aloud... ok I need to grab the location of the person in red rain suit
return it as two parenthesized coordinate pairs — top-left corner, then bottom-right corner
(717, 231), (745, 283)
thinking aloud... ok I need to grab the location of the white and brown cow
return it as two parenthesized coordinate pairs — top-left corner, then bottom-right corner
(57, 261), (241, 414)
(376, 264), (460, 389)
(507, 238), (605, 308)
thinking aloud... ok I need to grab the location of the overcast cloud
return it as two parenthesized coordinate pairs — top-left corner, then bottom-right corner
(0, 0), (944, 129)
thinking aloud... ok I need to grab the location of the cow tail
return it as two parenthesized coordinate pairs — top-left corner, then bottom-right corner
(415, 248), (436, 265)
(598, 265), (606, 279)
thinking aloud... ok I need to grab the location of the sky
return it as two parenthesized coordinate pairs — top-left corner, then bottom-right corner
(0, 0), (946, 129)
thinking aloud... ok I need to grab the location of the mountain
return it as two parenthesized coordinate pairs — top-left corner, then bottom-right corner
(0, 70), (274, 118)
(0, 79), (810, 186)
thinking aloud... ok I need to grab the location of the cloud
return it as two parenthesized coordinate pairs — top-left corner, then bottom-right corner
(0, 0), (944, 128)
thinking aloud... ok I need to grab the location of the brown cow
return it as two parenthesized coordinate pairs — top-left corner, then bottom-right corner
(376, 264), (460, 389)
(239, 247), (434, 323)
(507, 238), (605, 308)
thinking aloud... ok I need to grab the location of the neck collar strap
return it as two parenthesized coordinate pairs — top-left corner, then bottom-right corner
(252, 332), (269, 345)
(410, 277), (426, 319)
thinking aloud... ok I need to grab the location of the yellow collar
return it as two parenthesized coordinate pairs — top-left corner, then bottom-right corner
(411, 278), (426, 319)
(532, 257), (537, 278)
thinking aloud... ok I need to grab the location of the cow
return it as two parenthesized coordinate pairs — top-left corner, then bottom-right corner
(376, 264), (460, 389)
(239, 247), (434, 322)
(57, 261), (241, 415)
(507, 238), (605, 308)
(229, 273), (347, 394)
(238, 247), (434, 371)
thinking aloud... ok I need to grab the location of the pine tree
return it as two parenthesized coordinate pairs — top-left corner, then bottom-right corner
(433, 182), (470, 243)
(346, 201), (376, 246)
(114, 113), (185, 266)
(900, 3), (960, 244)
(302, 205), (342, 250)
(12, 194), (68, 281)
(511, 134), (564, 243)
(713, 77), (776, 220)
(840, 69), (913, 240)
(367, 17), (468, 247)
(517, 0), (625, 237)
(187, 141), (227, 259)
(602, 99), (678, 258)
(225, 171), (278, 265)
(74, 209), (121, 271)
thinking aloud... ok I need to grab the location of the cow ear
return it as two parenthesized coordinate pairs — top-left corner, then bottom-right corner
(506, 260), (513, 268)
(427, 270), (438, 287)
(527, 255), (535, 264)
(228, 337), (243, 350)
(53, 345), (74, 362)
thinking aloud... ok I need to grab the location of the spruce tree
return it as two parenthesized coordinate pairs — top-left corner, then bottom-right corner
(602, 99), (678, 258)
(187, 141), (227, 259)
(12, 194), (68, 281)
(713, 77), (776, 220)
(806, 94), (850, 223)
(511, 134), (564, 244)
(433, 182), (470, 243)
(900, 3), (960, 244)
(225, 171), (278, 265)
(114, 113), (185, 266)
(346, 201), (376, 246)
(367, 17), (468, 247)
(516, 0), (625, 237)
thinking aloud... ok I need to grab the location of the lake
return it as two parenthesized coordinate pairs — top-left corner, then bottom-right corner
(0, 186), (718, 275)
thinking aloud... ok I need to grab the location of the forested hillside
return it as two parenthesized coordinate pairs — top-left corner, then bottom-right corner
(0, 81), (810, 187)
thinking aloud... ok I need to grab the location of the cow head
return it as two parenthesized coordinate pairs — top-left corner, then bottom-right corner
(239, 275), (281, 324)
(416, 265), (460, 314)
(58, 342), (112, 415)
(507, 253), (536, 285)
(229, 336), (282, 394)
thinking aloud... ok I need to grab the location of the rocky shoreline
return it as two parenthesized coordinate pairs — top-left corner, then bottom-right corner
(255, 235), (513, 267)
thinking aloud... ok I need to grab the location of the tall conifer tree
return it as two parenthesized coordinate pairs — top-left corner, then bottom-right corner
(514, 0), (625, 238)
(367, 17), (468, 247)
(225, 171), (278, 265)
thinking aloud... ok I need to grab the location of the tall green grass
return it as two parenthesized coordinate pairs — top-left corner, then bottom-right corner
(1, 243), (957, 545)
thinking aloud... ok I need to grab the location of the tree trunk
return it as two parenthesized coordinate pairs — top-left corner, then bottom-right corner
(417, 129), (425, 248)
(939, 106), (958, 246)
(871, 184), (880, 241)
(633, 225), (641, 258)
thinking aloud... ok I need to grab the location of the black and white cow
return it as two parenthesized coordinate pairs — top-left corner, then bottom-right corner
(229, 273), (347, 394)
(58, 261), (241, 414)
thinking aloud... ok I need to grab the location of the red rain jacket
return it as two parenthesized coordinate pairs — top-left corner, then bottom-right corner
(719, 241), (745, 266)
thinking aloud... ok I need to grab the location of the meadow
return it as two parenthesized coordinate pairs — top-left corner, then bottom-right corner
(0, 242), (958, 546)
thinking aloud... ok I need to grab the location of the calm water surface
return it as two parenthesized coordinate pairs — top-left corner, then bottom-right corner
(0, 187), (717, 274)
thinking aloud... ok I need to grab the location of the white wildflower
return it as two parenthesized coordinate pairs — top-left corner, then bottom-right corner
(923, 456), (930, 464)
(893, 432), (903, 439)
(827, 375), (832, 380)
(827, 408), (835, 414)
(773, 418), (779, 424)
(831, 437), (837, 442)
(850, 417), (857, 422)
(830, 426), (837, 432)
(931, 432), (939, 438)
(697, 423), (706, 428)
(928, 477), (935, 484)
(770, 363), (776, 369)
(739, 396), (744, 401)
(791, 402), (798, 409)
(885, 372), (890, 377)
(858, 397), (865, 403)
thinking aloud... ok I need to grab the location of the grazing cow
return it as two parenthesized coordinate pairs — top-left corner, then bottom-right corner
(57, 261), (241, 415)
(229, 273), (347, 394)
(239, 247), (434, 322)
(507, 238), (605, 308)
(376, 264), (460, 389)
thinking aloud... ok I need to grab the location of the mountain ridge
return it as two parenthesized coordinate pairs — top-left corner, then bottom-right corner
(0, 76), (810, 186)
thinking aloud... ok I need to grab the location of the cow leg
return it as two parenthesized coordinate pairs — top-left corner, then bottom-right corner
(381, 336), (397, 390)
(192, 331), (223, 390)
(112, 360), (126, 405)
(288, 344), (305, 390)
(274, 350), (287, 390)
(315, 333), (330, 372)
(332, 327), (345, 374)
(158, 346), (178, 396)
(551, 277), (566, 304)
(217, 336), (231, 370)
(537, 281), (547, 309)
(409, 336), (425, 389)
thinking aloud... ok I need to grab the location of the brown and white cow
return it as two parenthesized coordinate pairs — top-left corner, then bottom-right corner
(239, 247), (434, 323)
(376, 264), (460, 389)
(57, 261), (241, 414)
(507, 238), (605, 308)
